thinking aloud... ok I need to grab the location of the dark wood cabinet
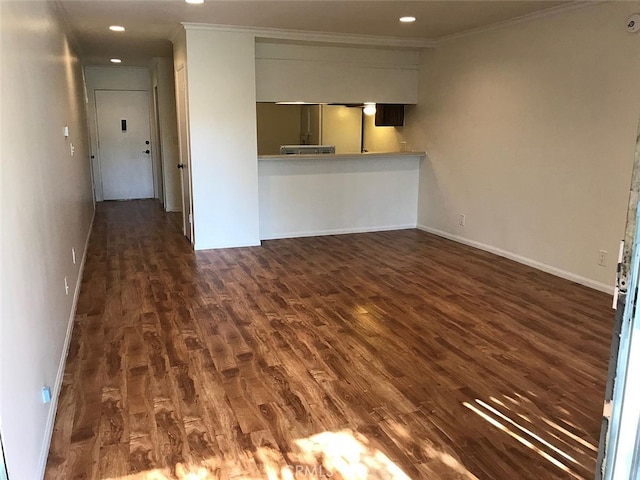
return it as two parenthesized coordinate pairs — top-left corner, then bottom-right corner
(375, 104), (405, 127)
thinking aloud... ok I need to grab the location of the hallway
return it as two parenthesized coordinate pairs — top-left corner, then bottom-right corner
(44, 200), (612, 480)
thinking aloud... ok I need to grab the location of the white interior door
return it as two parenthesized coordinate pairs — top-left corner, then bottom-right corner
(176, 66), (193, 242)
(96, 90), (153, 200)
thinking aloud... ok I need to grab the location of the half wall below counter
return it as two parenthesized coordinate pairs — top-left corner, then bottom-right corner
(258, 152), (425, 240)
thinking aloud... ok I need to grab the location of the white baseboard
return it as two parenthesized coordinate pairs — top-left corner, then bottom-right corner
(165, 204), (182, 213)
(260, 223), (417, 241)
(37, 208), (95, 479)
(194, 239), (262, 250)
(417, 224), (614, 295)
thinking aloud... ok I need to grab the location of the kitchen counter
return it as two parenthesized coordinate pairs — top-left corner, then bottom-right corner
(258, 151), (424, 240)
(258, 151), (426, 161)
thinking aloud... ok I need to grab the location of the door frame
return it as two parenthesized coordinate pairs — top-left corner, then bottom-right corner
(1, 432), (8, 480)
(602, 209), (640, 480)
(152, 85), (164, 206)
(599, 120), (640, 479)
(85, 66), (159, 203)
(175, 64), (194, 243)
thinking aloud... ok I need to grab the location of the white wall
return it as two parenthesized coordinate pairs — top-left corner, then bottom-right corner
(405, 1), (640, 292)
(258, 154), (421, 239)
(184, 27), (261, 249)
(84, 66), (152, 201)
(151, 57), (182, 212)
(0, 2), (94, 478)
(256, 41), (419, 104)
(363, 113), (402, 153)
(321, 105), (362, 154)
(256, 103), (302, 155)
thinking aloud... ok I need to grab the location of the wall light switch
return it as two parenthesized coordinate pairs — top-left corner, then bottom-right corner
(63, 126), (69, 137)
(598, 250), (607, 267)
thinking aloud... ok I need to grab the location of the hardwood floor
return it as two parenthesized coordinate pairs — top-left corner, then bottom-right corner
(45, 200), (613, 480)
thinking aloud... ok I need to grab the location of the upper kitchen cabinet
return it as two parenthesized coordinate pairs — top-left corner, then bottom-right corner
(255, 41), (419, 105)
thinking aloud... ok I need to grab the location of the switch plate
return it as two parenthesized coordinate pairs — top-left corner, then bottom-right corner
(598, 250), (607, 267)
(72, 247), (76, 265)
(63, 126), (69, 137)
(64, 277), (69, 295)
(458, 214), (466, 226)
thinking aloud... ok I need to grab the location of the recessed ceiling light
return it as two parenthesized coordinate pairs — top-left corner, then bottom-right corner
(109, 25), (125, 32)
(185, 0), (204, 4)
(110, 58), (122, 63)
(399, 16), (416, 23)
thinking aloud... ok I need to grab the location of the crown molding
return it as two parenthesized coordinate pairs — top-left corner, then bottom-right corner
(181, 23), (435, 49)
(50, 0), (84, 58)
(434, 0), (606, 45)
(169, 24), (186, 44)
(179, 1), (604, 50)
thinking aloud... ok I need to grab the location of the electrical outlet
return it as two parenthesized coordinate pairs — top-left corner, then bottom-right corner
(458, 214), (466, 226)
(64, 277), (69, 295)
(42, 386), (52, 404)
(598, 250), (607, 267)
(72, 247), (76, 265)
(70, 143), (75, 156)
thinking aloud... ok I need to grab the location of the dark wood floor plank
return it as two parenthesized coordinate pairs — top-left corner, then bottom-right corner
(45, 200), (613, 479)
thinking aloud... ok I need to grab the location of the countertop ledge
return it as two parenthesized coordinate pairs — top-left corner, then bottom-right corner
(258, 151), (426, 161)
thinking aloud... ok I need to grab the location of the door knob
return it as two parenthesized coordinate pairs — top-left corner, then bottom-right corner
(177, 164), (185, 169)
(143, 149), (150, 154)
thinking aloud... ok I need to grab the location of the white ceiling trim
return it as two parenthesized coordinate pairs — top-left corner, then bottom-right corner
(181, 23), (435, 49)
(434, 0), (606, 44)
(51, 0), (84, 57)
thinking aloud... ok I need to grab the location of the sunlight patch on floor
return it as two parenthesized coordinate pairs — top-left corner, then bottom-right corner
(464, 396), (593, 480)
(294, 430), (410, 479)
(103, 429), (413, 480)
(476, 399), (580, 465)
(540, 417), (598, 452)
(384, 421), (479, 480)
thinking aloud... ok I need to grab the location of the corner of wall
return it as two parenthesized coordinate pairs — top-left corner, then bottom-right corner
(409, 1), (640, 290)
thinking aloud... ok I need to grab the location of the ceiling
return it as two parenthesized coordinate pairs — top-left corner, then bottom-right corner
(57, 0), (574, 65)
